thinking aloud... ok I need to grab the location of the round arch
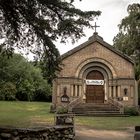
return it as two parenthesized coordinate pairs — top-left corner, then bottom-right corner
(83, 67), (110, 102)
(75, 58), (117, 102)
(75, 57), (117, 79)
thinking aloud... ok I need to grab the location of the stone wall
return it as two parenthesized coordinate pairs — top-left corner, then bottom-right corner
(0, 126), (75, 140)
(134, 126), (140, 140)
(60, 42), (135, 78)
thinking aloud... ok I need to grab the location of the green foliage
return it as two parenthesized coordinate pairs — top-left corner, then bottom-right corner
(39, 49), (62, 84)
(33, 80), (52, 101)
(56, 106), (68, 114)
(0, 82), (17, 101)
(113, 32), (134, 55)
(0, 53), (52, 101)
(1, 82), (17, 101)
(113, 3), (140, 80)
(138, 81), (140, 105)
(0, 0), (101, 47)
(0, 92), (5, 100)
(135, 64), (140, 81)
(0, 0), (101, 83)
(124, 107), (139, 116)
(113, 3), (140, 105)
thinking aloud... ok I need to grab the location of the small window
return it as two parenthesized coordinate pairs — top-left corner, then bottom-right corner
(73, 85), (75, 96)
(111, 86), (113, 97)
(116, 86), (118, 97)
(77, 85), (79, 96)
(124, 88), (128, 96)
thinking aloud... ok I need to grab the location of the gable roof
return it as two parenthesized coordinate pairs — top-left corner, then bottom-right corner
(61, 32), (134, 64)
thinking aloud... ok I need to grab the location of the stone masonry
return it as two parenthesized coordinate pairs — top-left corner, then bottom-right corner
(52, 32), (138, 110)
(0, 126), (75, 140)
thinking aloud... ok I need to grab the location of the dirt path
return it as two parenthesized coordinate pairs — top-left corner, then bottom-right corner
(75, 126), (134, 140)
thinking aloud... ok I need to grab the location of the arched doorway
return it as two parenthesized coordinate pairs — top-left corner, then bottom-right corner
(86, 70), (104, 103)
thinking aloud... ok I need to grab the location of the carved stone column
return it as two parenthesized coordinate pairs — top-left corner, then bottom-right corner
(109, 86), (112, 98)
(118, 86), (121, 97)
(79, 85), (82, 96)
(113, 86), (116, 98)
(75, 85), (77, 97)
(71, 85), (73, 97)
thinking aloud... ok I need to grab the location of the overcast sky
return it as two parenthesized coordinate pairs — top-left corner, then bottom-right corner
(56, 0), (140, 55)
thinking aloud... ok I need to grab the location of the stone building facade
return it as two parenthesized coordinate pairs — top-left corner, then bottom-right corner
(52, 32), (138, 109)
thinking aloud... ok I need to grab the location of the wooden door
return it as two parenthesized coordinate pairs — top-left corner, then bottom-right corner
(86, 70), (104, 103)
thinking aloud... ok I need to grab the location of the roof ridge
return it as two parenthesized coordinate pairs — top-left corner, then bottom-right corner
(61, 33), (134, 64)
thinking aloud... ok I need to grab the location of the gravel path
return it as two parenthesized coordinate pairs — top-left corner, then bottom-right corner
(75, 126), (134, 140)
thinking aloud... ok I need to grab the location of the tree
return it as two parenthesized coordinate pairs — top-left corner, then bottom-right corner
(113, 3), (140, 105)
(0, 82), (17, 100)
(113, 3), (140, 80)
(0, 0), (101, 82)
(0, 53), (51, 101)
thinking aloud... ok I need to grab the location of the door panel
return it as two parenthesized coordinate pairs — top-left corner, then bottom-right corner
(86, 70), (104, 103)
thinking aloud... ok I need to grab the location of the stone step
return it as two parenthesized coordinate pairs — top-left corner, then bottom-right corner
(75, 105), (115, 107)
(75, 104), (116, 108)
(77, 105), (116, 108)
(74, 114), (129, 117)
(76, 112), (120, 115)
(73, 109), (119, 112)
(73, 110), (120, 114)
(74, 110), (120, 113)
(72, 103), (122, 116)
(73, 106), (119, 111)
(73, 106), (119, 109)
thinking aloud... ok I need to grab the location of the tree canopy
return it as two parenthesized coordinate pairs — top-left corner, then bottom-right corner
(0, 53), (51, 101)
(0, 0), (101, 82)
(113, 3), (140, 80)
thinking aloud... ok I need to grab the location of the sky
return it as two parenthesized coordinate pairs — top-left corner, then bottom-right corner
(56, 0), (140, 55)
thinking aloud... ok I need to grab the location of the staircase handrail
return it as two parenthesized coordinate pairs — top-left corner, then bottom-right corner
(108, 98), (124, 114)
(68, 96), (83, 112)
(69, 96), (83, 107)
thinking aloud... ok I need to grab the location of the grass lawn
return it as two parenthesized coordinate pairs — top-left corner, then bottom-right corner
(0, 101), (140, 130)
(76, 116), (140, 130)
(0, 101), (54, 128)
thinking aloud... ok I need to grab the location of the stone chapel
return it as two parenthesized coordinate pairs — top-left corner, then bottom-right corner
(52, 31), (138, 114)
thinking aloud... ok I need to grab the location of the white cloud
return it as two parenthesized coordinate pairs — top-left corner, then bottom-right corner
(56, 0), (140, 55)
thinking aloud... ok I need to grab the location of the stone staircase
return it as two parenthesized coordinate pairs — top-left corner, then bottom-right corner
(72, 103), (125, 116)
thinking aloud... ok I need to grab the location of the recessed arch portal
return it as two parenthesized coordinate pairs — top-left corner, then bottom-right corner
(76, 58), (117, 79)
(76, 58), (116, 103)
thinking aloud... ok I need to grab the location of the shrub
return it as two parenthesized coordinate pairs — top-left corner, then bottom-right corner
(50, 104), (56, 113)
(124, 107), (139, 116)
(138, 84), (140, 105)
(33, 89), (52, 102)
(56, 106), (68, 114)
(0, 92), (5, 100)
(16, 91), (30, 101)
(0, 82), (17, 101)
(33, 81), (52, 102)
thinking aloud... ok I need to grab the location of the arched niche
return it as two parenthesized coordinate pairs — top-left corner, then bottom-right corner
(75, 57), (117, 79)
